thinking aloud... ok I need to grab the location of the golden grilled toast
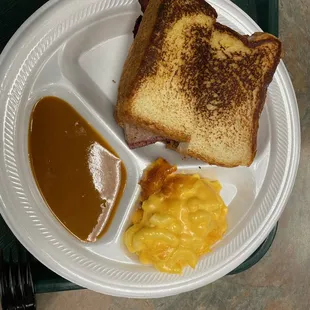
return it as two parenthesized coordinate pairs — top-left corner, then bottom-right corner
(116, 0), (281, 167)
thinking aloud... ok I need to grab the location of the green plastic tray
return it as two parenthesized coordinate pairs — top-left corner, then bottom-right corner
(0, 0), (279, 293)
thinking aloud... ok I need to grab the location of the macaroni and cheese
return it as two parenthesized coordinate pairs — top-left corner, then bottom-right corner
(124, 158), (227, 274)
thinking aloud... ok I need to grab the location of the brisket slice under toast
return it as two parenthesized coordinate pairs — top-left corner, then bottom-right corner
(124, 123), (168, 148)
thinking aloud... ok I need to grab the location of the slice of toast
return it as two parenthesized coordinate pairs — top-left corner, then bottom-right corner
(116, 0), (217, 142)
(182, 25), (281, 166)
(116, 0), (281, 167)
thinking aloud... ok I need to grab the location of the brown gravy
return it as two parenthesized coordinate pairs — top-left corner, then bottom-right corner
(29, 96), (126, 242)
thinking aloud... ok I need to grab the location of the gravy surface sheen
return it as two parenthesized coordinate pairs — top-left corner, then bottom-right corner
(29, 96), (126, 242)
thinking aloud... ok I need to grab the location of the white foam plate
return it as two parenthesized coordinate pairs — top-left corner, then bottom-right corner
(0, 0), (300, 298)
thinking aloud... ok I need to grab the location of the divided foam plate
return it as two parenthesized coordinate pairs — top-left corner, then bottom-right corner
(0, 0), (300, 298)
